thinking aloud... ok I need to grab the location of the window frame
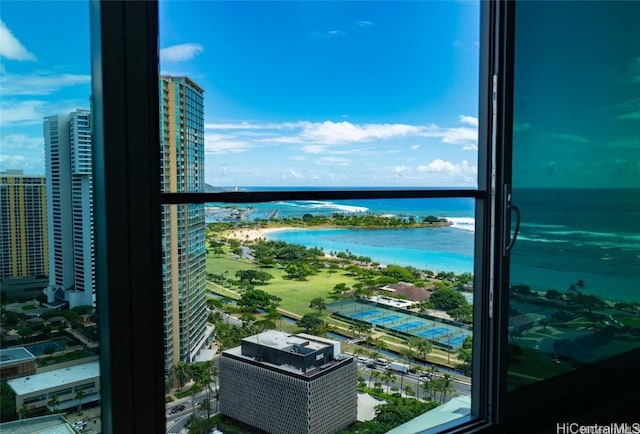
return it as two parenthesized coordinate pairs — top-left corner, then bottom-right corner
(90, 1), (640, 433)
(91, 0), (494, 432)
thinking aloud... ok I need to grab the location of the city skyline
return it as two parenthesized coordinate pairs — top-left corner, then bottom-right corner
(1, 1), (480, 187)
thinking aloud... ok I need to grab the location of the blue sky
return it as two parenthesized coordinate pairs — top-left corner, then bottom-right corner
(1, 1), (480, 187)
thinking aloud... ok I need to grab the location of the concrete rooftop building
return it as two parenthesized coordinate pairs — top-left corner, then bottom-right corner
(219, 330), (357, 434)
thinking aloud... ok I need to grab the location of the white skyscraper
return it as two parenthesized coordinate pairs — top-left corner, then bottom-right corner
(43, 109), (95, 308)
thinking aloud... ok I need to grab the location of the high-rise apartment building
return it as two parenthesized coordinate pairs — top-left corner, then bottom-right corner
(159, 76), (211, 381)
(43, 109), (95, 308)
(0, 170), (48, 280)
(219, 331), (358, 434)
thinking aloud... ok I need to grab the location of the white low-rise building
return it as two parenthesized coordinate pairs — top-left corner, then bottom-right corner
(6, 361), (100, 413)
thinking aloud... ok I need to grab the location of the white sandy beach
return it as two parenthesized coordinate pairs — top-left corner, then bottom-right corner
(224, 226), (295, 241)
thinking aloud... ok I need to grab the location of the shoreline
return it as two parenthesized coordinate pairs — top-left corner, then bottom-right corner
(224, 226), (298, 242)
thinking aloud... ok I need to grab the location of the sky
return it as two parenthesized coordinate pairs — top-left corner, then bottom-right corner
(0, 1), (481, 187)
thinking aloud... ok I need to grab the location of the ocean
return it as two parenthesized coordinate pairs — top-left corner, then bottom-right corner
(207, 188), (639, 303)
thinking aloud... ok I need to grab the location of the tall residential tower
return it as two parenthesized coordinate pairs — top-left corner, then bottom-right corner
(159, 76), (211, 381)
(0, 170), (48, 280)
(43, 109), (95, 308)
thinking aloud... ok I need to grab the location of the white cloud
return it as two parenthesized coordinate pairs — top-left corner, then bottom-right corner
(204, 133), (253, 154)
(297, 121), (422, 144)
(459, 115), (478, 127)
(0, 99), (89, 126)
(317, 157), (349, 166)
(203, 117), (478, 156)
(286, 169), (304, 179)
(0, 134), (44, 172)
(0, 21), (36, 61)
(0, 100), (46, 126)
(301, 145), (326, 154)
(394, 165), (409, 174)
(0, 72), (91, 95)
(417, 159), (477, 178)
(160, 43), (204, 63)
(356, 20), (373, 27)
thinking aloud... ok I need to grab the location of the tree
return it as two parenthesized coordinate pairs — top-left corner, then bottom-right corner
(382, 370), (396, 392)
(404, 385), (415, 398)
(197, 398), (211, 416)
(449, 304), (473, 323)
(331, 283), (349, 298)
(284, 262), (313, 280)
(438, 373), (456, 402)
(297, 314), (325, 333)
(369, 370), (381, 388)
(75, 388), (86, 413)
(545, 289), (563, 300)
(429, 288), (468, 311)
(238, 289), (277, 311)
(173, 362), (191, 391)
(235, 269), (258, 285)
(254, 271), (274, 284)
(265, 306), (282, 329)
(309, 297), (326, 314)
(48, 394), (60, 412)
(1, 384), (17, 422)
(18, 404), (28, 420)
(415, 339), (433, 360)
(357, 375), (367, 389)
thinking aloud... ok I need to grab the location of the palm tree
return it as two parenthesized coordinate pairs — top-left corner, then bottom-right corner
(47, 394), (59, 412)
(197, 398), (211, 416)
(422, 379), (437, 401)
(18, 404), (28, 420)
(403, 385), (415, 398)
(173, 362), (191, 391)
(368, 370), (378, 388)
(266, 306), (282, 329)
(75, 388), (86, 413)
(374, 337), (387, 351)
(382, 370), (396, 392)
(439, 373), (455, 403)
(416, 339), (433, 360)
(210, 364), (220, 413)
(368, 350), (380, 361)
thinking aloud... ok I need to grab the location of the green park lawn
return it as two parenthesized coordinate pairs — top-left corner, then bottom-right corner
(206, 251), (360, 316)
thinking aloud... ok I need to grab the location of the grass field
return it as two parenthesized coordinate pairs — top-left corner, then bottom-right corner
(206, 251), (359, 315)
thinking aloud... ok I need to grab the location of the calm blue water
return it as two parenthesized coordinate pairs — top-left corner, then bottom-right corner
(208, 188), (640, 303)
(510, 189), (640, 303)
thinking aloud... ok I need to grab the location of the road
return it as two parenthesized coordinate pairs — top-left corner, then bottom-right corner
(165, 359), (471, 433)
(165, 391), (217, 434)
(356, 362), (471, 402)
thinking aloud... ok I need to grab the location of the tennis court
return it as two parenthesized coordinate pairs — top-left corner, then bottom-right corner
(391, 320), (425, 332)
(350, 309), (381, 320)
(416, 326), (449, 339)
(370, 314), (402, 325)
(449, 334), (471, 347)
(328, 299), (471, 349)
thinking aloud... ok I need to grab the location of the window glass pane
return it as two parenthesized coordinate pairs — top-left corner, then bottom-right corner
(508, 1), (640, 390)
(163, 198), (476, 432)
(159, 1), (481, 432)
(159, 1), (480, 191)
(0, 1), (102, 430)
